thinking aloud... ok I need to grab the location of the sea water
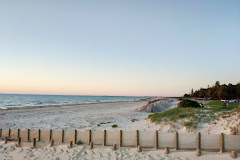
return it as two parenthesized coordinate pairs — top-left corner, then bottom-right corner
(0, 94), (147, 108)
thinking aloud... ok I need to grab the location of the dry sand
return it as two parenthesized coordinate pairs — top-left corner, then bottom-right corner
(0, 141), (238, 160)
(0, 100), (152, 131)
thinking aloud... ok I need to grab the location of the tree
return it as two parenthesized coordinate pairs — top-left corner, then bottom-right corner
(236, 83), (240, 99)
(218, 85), (228, 99)
(215, 81), (220, 88)
(184, 81), (240, 99)
(206, 87), (213, 98)
(199, 88), (207, 98)
(191, 88), (194, 96)
(227, 83), (237, 99)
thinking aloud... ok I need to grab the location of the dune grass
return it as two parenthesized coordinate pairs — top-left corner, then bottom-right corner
(148, 100), (239, 130)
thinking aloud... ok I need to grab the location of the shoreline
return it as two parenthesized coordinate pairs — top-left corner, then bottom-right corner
(0, 98), (149, 111)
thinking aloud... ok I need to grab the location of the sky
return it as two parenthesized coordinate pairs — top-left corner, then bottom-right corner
(0, 0), (240, 97)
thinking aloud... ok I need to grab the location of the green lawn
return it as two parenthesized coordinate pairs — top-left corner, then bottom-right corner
(148, 100), (239, 130)
(198, 100), (238, 111)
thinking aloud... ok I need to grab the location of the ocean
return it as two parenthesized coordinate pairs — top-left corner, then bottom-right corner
(0, 94), (147, 108)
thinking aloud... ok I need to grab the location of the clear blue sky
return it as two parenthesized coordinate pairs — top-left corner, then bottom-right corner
(0, 0), (239, 96)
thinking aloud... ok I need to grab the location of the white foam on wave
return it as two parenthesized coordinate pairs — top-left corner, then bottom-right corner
(0, 107), (8, 110)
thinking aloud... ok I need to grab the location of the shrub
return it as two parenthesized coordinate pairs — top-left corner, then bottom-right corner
(178, 99), (201, 108)
(77, 140), (83, 145)
(112, 124), (118, 128)
(132, 119), (138, 122)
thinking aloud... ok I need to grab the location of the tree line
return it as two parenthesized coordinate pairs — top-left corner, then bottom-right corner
(184, 81), (240, 99)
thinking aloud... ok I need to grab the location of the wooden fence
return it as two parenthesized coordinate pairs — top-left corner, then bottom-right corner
(0, 129), (239, 153)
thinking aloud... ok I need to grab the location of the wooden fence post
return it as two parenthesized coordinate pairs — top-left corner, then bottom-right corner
(33, 138), (36, 148)
(175, 132), (178, 150)
(18, 129), (20, 138)
(4, 137), (8, 144)
(27, 129), (30, 142)
(103, 130), (106, 146)
(220, 133), (224, 153)
(138, 146), (142, 152)
(38, 129), (41, 142)
(112, 144), (117, 150)
(165, 147), (169, 154)
(230, 151), (237, 158)
(197, 132), (201, 149)
(155, 130), (158, 149)
(8, 129), (11, 139)
(136, 130), (139, 148)
(196, 147), (201, 156)
(74, 130), (77, 144)
(50, 139), (54, 147)
(49, 129), (52, 142)
(61, 130), (64, 143)
(89, 142), (93, 149)
(119, 130), (122, 147)
(88, 130), (91, 145)
(69, 141), (73, 148)
(0, 129), (2, 138)
(18, 137), (21, 147)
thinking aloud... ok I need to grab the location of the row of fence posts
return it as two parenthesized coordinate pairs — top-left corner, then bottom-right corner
(0, 129), (238, 158)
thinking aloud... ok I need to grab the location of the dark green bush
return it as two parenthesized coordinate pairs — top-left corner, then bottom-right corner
(178, 99), (201, 108)
(77, 140), (83, 145)
(112, 124), (118, 128)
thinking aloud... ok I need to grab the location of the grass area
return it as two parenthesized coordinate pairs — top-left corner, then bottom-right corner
(148, 100), (239, 130)
(199, 100), (238, 111)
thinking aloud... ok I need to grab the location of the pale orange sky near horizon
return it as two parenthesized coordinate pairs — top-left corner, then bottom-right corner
(0, 67), (189, 96)
(1, 65), (239, 97)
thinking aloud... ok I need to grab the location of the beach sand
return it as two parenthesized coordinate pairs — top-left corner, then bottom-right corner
(0, 141), (238, 160)
(1, 99), (239, 160)
(0, 100), (154, 131)
(1, 98), (237, 134)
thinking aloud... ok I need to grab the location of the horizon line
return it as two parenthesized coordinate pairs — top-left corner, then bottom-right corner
(0, 93), (161, 97)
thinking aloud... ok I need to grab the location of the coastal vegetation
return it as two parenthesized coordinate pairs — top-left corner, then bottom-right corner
(184, 81), (240, 99)
(77, 140), (83, 145)
(178, 99), (201, 108)
(111, 124), (118, 128)
(148, 99), (239, 131)
(97, 121), (112, 126)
